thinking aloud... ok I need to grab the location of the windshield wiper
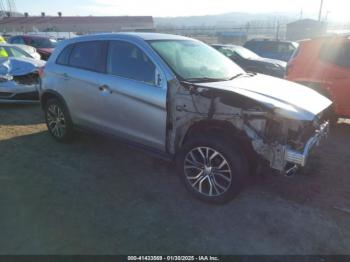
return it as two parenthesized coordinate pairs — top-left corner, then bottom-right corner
(228, 72), (256, 80)
(182, 77), (227, 83)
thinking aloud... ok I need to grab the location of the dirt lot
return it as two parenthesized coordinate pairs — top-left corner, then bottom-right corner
(1, 104), (350, 255)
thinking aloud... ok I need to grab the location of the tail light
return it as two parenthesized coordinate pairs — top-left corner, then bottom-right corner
(38, 66), (45, 79)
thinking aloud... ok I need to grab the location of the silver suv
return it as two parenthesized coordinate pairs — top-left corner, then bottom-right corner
(40, 33), (331, 203)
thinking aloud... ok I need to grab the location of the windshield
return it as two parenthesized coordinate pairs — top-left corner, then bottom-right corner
(6, 46), (32, 58)
(0, 46), (32, 58)
(28, 38), (57, 48)
(149, 40), (244, 82)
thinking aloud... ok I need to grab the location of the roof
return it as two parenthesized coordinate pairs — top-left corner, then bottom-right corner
(297, 35), (350, 43)
(69, 32), (193, 41)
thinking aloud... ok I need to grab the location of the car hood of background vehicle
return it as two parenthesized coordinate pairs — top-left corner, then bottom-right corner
(198, 74), (332, 121)
(0, 57), (45, 76)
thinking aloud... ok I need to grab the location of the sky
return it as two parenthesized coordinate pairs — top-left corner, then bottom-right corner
(13, 0), (349, 21)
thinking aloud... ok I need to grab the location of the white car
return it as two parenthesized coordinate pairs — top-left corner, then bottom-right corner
(11, 44), (41, 60)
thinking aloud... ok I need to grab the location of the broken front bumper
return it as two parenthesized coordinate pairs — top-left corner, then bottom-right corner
(285, 121), (330, 167)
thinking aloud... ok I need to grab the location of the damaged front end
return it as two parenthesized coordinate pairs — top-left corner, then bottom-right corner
(167, 77), (331, 175)
(247, 114), (329, 175)
(0, 57), (45, 103)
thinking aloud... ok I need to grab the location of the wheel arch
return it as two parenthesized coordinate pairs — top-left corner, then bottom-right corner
(40, 90), (69, 110)
(179, 119), (253, 154)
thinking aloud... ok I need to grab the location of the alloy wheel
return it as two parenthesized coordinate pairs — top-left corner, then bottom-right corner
(47, 104), (66, 138)
(184, 147), (232, 197)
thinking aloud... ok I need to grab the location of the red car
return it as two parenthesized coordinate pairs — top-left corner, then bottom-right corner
(286, 36), (350, 121)
(8, 35), (57, 60)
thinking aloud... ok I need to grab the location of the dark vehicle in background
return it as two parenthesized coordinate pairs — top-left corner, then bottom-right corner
(8, 35), (58, 60)
(244, 39), (299, 62)
(286, 36), (350, 121)
(212, 44), (286, 78)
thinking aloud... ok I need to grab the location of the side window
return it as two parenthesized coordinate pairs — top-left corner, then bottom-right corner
(69, 41), (107, 73)
(56, 44), (74, 65)
(6, 47), (29, 58)
(320, 41), (350, 68)
(107, 41), (156, 85)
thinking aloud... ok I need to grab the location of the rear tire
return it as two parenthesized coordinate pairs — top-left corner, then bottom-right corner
(176, 133), (249, 204)
(44, 98), (74, 143)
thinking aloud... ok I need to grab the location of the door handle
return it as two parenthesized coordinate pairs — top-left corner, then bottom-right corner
(98, 84), (111, 93)
(61, 73), (70, 80)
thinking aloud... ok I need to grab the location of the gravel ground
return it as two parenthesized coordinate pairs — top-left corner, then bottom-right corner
(1, 104), (350, 255)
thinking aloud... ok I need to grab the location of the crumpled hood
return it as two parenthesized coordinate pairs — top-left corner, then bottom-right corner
(0, 57), (45, 76)
(198, 74), (332, 121)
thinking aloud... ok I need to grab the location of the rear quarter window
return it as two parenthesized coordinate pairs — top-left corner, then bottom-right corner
(56, 44), (74, 65)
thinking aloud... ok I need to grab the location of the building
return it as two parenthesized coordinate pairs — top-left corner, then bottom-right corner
(286, 19), (327, 41)
(0, 15), (154, 33)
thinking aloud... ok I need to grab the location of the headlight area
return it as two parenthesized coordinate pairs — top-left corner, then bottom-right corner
(244, 116), (328, 175)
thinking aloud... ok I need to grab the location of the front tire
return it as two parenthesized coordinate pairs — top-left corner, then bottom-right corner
(44, 98), (74, 143)
(176, 133), (249, 204)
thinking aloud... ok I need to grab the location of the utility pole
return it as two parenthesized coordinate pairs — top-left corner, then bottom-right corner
(318, 0), (324, 21)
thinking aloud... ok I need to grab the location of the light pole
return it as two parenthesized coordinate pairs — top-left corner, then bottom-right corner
(318, 0), (324, 21)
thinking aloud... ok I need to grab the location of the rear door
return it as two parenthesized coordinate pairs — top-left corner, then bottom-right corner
(321, 39), (350, 117)
(55, 40), (110, 128)
(97, 40), (168, 151)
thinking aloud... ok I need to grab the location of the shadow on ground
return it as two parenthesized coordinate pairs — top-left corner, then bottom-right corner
(0, 104), (44, 126)
(1, 107), (350, 255)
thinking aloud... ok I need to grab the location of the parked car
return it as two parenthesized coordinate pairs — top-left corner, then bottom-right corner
(40, 33), (331, 203)
(212, 44), (286, 78)
(0, 56), (45, 103)
(244, 39), (299, 62)
(286, 36), (350, 122)
(0, 44), (36, 59)
(12, 44), (41, 60)
(8, 35), (57, 60)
